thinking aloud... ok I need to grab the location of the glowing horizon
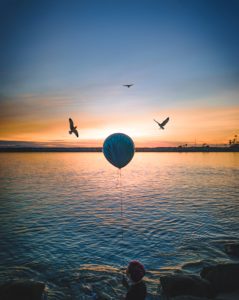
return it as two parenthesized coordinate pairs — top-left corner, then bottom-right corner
(0, 100), (238, 147)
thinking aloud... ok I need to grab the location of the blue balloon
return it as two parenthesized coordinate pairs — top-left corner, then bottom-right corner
(103, 133), (135, 169)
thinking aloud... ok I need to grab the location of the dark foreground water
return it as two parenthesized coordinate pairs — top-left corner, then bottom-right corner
(0, 153), (239, 299)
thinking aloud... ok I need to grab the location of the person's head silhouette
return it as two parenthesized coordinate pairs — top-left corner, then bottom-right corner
(126, 260), (145, 283)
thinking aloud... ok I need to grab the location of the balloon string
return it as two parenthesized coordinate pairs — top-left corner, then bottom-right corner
(119, 169), (123, 243)
(118, 169), (128, 274)
(120, 169), (122, 219)
(119, 168), (124, 274)
(117, 169), (125, 272)
(116, 170), (123, 239)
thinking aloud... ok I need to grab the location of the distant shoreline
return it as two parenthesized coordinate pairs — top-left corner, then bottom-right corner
(0, 146), (238, 152)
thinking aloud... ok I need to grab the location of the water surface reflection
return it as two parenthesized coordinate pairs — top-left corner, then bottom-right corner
(0, 153), (238, 298)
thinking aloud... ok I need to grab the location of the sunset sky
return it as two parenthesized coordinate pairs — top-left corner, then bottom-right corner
(0, 0), (239, 147)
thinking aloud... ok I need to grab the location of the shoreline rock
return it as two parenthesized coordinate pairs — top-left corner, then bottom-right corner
(160, 274), (213, 299)
(1, 263), (239, 299)
(225, 243), (239, 257)
(200, 263), (239, 294)
(160, 263), (239, 300)
(0, 280), (46, 300)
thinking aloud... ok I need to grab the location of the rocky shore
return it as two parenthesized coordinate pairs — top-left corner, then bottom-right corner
(1, 263), (239, 300)
(160, 263), (239, 300)
(1, 243), (239, 299)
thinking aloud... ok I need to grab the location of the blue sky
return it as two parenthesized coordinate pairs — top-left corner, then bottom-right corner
(0, 0), (238, 146)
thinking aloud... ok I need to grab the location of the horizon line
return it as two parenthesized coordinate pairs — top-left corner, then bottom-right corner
(0, 145), (238, 153)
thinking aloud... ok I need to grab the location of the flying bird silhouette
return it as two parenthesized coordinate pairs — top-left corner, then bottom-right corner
(69, 118), (79, 137)
(154, 117), (170, 130)
(123, 84), (134, 88)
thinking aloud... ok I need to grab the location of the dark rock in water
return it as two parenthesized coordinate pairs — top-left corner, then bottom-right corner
(200, 263), (239, 293)
(169, 297), (209, 300)
(215, 290), (239, 300)
(225, 243), (239, 257)
(0, 280), (45, 300)
(160, 274), (213, 298)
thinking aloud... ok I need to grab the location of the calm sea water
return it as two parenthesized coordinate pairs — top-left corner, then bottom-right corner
(0, 152), (239, 299)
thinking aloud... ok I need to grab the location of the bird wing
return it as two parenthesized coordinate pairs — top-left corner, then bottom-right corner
(154, 119), (160, 126)
(73, 129), (79, 137)
(161, 117), (169, 127)
(69, 118), (74, 130)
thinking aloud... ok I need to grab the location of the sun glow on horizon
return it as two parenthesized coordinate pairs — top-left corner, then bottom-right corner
(0, 104), (238, 147)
